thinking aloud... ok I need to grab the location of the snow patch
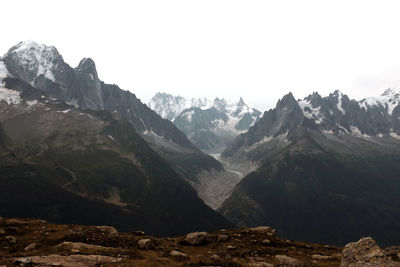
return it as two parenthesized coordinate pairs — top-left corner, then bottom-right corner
(108, 135), (115, 140)
(57, 109), (71, 114)
(336, 91), (345, 114)
(359, 88), (400, 115)
(389, 132), (400, 140)
(182, 110), (195, 122)
(0, 88), (21, 105)
(298, 99), (325, 124)
(350, 125), (371, 138)
(9, 41), (59, 84)
(66, 99), (79, 108)
(26, 100), (38, 106)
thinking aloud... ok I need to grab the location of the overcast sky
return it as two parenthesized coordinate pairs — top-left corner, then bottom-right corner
(2, 0), (400, 110)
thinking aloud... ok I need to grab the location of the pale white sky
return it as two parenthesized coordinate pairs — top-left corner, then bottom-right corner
(2, 0), (400, 110)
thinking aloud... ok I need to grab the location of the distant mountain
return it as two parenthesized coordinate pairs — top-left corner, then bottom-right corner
(149, 92), (261, 153)
(148, 92), (212, 121)
(219, 90), (400, 246)
(0, 63), (231, 235)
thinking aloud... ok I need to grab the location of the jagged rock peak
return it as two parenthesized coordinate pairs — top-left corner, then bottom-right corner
(382, 87), (400, 97)
(360, 87), (400, 115)
(3, 40), (64, 84)
(76, 57), (99, 80)
(237, 97), (246, 107)
(77, 57), (96, 70)
(5, 40), (60, 57)
(276, 92), (298, 108)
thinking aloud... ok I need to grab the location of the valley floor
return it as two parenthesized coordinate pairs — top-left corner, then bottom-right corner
(191, 153), (253, 210)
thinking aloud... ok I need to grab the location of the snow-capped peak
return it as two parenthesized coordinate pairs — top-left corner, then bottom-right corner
(148, 92), (260, 122)
(359, 87), (400, 115)
(4, 40), (62, 85)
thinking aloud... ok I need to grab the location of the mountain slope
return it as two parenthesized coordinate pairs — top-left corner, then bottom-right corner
(2, 41), (222, 183)
(0, 70), (231, 235)
(219, 91), (400, 246)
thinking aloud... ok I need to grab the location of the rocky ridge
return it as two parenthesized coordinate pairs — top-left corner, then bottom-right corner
(219, 91), (400, 246)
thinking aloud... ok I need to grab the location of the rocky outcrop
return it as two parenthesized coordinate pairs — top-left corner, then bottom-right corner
(181, 231), (210, 245)
(340, 237), (400, 267)
(138, 239), (153, 249)
(14, 255), (121, 267)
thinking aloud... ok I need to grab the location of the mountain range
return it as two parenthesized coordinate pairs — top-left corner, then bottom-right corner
(0, 41), (232, 235)
(219, 90), (400, 246)
(149, 93), (261, 153)
(2, 40), (400, 247)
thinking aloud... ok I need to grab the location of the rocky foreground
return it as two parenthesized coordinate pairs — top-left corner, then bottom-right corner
(0, 217), (399, 266)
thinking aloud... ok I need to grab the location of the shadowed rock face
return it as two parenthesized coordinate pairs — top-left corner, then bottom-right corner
(0, 77), (231, 236)
(220, 91), (400, 246)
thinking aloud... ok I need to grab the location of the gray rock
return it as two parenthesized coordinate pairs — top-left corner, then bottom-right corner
(24, 242), (38, 251)
(14, 254), (121, 267)
(55, 241), (116, 253)
(138, 238), (153, 249)
(250, 262), (274, 267)
(249, 226), (276, 236)
(94, 226), (118, 238)
(182, 231), (209, 245)
(210, 254), (222, 261)
(262, 239), (271, 245)
(312, 254), (336, 260)
(340, 237), (400, 267)
(169, 250), (189, 261)
(274, 254), (301, 266)
(216, 234), (229, 243)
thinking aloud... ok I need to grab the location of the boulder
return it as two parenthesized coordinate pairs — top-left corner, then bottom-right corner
(250, 262), (274, 267)
(340, 237), (400, 267)
(249, 226), (276, 236)
(274, 255), (301, 266)
(169, 250), (189, 261)
(182, 231), (209, 245)
(55, 242), (117, 253)
(138, 238), (153, 249)
(210, 254), (222, 261)
(14, 255), (121, 267)
(262, 239), (271, 245)
(312, 254), (336, 260)
(24, 242), (38, 251)
(217, 234), (229, 243)
(0, 228), (5, 235)
(94, 226), (118, 238)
